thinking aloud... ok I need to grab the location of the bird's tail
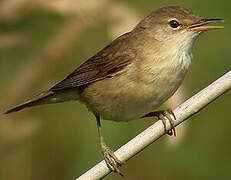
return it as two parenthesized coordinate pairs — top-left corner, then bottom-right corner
(5, 90), (55, 114)
(5, 88), (80, 114)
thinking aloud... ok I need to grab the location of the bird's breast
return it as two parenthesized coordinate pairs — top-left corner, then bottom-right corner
(80, 51), (191, 122)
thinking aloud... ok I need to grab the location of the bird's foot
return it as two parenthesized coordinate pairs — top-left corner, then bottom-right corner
(153, 109), (176, 136)
(101, 142), (123, 176)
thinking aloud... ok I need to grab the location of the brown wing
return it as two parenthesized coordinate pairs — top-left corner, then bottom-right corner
(51, 32), (136, 91)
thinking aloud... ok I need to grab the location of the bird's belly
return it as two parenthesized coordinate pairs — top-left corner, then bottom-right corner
(81, 67), (187, 122)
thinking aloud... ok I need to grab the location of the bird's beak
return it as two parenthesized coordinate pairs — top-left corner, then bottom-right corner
(187, 18), (224, 32)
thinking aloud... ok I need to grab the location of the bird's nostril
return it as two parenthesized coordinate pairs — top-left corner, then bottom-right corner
(199, 18), (224, 23)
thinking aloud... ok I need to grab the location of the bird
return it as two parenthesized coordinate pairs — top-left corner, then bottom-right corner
(5, 6), (223, 175)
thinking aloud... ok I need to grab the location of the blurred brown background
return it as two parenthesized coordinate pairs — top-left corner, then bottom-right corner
(0, 0), (230, 180)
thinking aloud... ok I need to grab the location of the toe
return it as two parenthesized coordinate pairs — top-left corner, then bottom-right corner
(102, 146), (123, 176)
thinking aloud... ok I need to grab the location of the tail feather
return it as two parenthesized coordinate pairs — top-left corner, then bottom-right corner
(5, 91), (55, 114)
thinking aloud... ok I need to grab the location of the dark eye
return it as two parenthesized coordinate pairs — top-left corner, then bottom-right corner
(169, 20), (180, 28)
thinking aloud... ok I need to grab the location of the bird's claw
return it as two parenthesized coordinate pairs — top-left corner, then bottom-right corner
(101, 143), (123, 176)
(154, 109), (176, 136)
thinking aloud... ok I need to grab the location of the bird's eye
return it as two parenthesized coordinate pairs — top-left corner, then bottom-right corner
(169, 20), (180, 28)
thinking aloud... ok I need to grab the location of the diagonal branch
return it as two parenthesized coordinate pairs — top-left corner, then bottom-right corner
(76, 70), (231, 180)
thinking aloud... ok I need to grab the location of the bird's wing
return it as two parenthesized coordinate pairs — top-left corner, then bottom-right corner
(51, 33), (136, 91)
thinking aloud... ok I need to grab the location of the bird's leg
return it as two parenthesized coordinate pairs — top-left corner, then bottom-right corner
(95, 114), (123, 176)
(142, 109), (176, 136)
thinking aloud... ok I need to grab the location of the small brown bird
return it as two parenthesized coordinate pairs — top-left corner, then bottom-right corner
(5, 6), (223, 175)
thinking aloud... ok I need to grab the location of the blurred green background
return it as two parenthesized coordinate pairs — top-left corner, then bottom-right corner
(0, 0), (230, 180)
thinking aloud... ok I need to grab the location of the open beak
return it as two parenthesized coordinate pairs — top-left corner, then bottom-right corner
(187, 18), (224, 32)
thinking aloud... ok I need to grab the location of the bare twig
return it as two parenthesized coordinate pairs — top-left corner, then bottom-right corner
(77, 71), (231, 180)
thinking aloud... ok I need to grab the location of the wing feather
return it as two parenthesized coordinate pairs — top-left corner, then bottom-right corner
(51, 33), (136, 91)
